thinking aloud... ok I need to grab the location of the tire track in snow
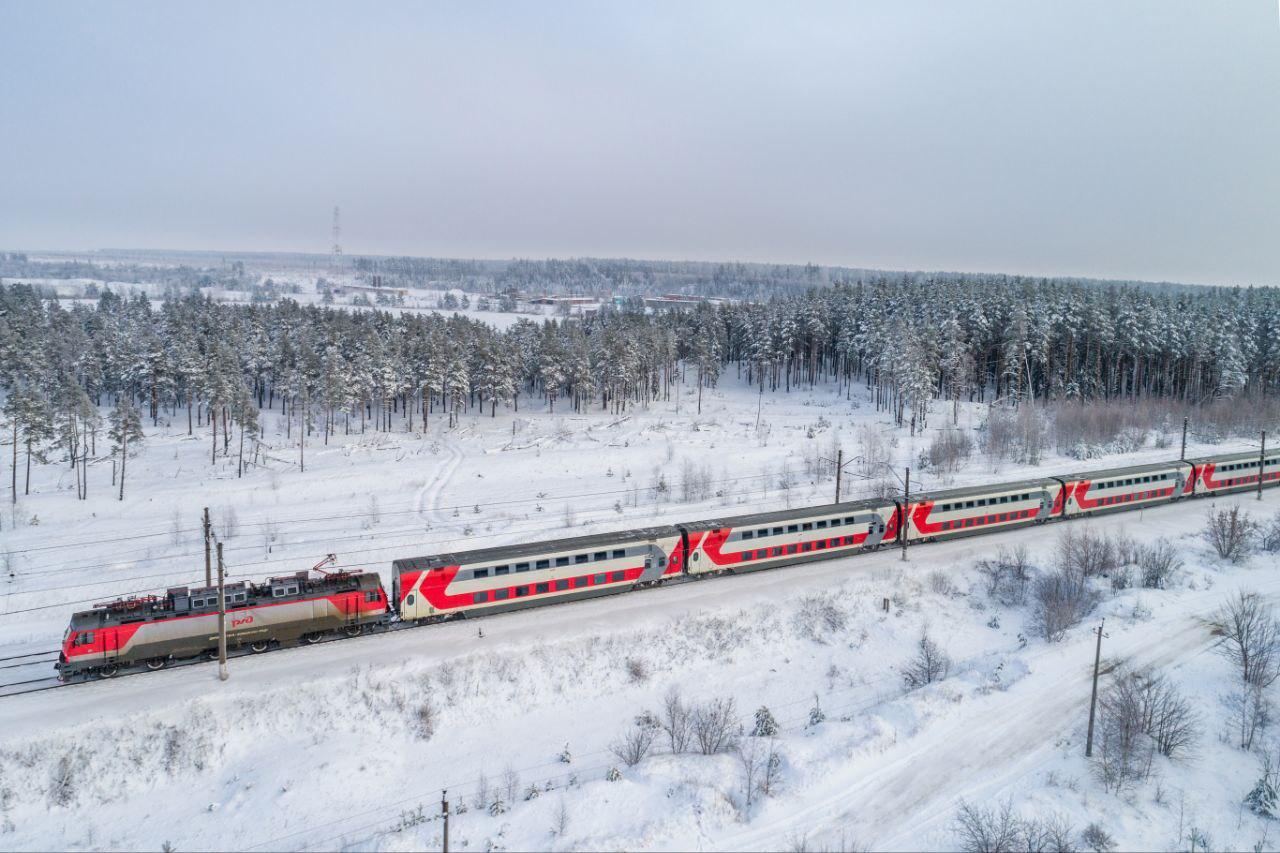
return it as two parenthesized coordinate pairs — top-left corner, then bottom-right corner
(414, 436), (464, 529)
(714, 572), (1280, 852)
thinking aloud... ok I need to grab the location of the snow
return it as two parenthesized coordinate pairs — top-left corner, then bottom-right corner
(1, 372), (1276, 851)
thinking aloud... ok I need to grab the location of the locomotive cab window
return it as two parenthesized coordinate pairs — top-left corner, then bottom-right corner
(74, 632), (95, 646)
(364, 591), (379, 602)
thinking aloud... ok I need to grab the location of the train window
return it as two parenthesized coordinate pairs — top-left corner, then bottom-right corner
(816, 520), (827, 529)
(365, 591), (379, 603)
(74, 632), (95, 646)
(742, 530), (754, 540)
(594, 574), (607, 584)
(574, 577), (588, 588)
(594, 551), (608, 561)
(965, 501), (975, 508)
(406, 594), (416, 606)
(493, 590), (509, 601)
(515, 563), (530, 572)
(575, 554), (589, 564)
(536, 583), (549, 594)
(612, 549), (625, 559)
(515, 586), (528, 597)
(555, 557), (569, 567)
(536, 560), (550, 570)
(495, 566), (510, 576)
(743, 552), (753, 561)
(816, 540), (826, 549)
(757, 528), (769, 537)
(473, 592), (489, 604)
(772, 547), (782, 556)
(844, 517), (856, 525)
(475, 569), (489, 579)
(611, 571), (624, 582)
(787, 524), (799, 533)
(272, 588), (285, 598)
(802, 522), (813, 531)
(556, 580), (569, 591)
(830, 518), (841, 527)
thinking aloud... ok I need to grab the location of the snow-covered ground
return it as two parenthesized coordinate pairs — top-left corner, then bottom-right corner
(1, 372), (1275, 851)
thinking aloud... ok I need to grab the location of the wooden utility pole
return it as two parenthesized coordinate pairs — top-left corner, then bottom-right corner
(1259, 430), (1267, 501)
(1180, 416), (1188, 461)
(203, 507), (212, 587)
(901, 466), (910, 562)
(834, 449), (843, 504)
(216, 541), (228, 682)
(1085, 619), (1105, 757)
(441, 789), (450, 853)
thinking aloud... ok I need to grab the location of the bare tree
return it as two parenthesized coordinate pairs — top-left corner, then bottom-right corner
(1204, 506), (1258, 563)
(610, 720), (658, 766)
(661, 687), (693, 753)
(1138, 538), (1182, 589)
(1261, 510), (1280, 553)
(737, 736), (764, 808)
(976, 545), (1033, 605)
(1033, 567), (1098, 643)
(691, 697), (739, 755)
(1079, 823), (1116, 852)
(1226, 684), (1273, 751)
(1055, 527), (1118, 579)
(1211, 591), (1280, 687)
(952, 799), (1022, 853)
(902, 627), (952, 688)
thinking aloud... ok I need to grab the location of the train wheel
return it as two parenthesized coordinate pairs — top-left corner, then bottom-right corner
(144, 658), (166, 671)
(249, 641), (269, 654)
(97, 664), (119, 678)
(301, 632), (323, 645)
(342, 625), (363, 638)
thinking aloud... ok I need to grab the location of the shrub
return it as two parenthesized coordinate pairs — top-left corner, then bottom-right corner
(1138, 538), (1182, 589)
(1033, 568), (1098, 642)
(691, 697), (739, 755)
(1204, 506), (1258, 563)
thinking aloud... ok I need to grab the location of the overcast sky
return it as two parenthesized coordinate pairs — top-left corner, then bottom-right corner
(2, 2), (1277, 285)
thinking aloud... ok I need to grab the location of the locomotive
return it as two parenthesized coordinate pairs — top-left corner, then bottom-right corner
(58, 566), (388, 679)
(57, 448), (1280, 679)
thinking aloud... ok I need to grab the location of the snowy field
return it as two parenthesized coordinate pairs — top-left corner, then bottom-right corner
(1, 372), (1276, 852)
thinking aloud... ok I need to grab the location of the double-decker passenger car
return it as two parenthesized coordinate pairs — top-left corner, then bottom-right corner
(903, 478), (1060, 542)
(679, 499), (898, 576)
(57, 571), (388, 679)
(1058, 461), (1192, 516)
(394, 527), (683, 622)
(1190, 450), (1280, 495)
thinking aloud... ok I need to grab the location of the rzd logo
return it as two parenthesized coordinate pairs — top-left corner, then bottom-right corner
(231, 615), (254, 628)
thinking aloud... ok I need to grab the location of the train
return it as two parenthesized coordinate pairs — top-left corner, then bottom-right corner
(57, 448), (1279, 680)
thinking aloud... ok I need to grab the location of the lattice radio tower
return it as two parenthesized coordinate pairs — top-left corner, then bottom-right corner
(330, 205), (343, 270)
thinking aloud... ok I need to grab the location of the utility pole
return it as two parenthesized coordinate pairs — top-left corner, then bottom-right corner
(1180, 417), (1188, 462)
(441, 789), (450, 853)
(1259, 430), (1267, 501)
(834, 449), (843, 504)
(216, 541), (228, 682)
(901, 466), (910, 562)
(203, 507), (212, 587)
(1085, 619), (1105, 757)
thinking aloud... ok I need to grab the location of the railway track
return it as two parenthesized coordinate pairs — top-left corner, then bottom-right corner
(4, 467), (1275, 701)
